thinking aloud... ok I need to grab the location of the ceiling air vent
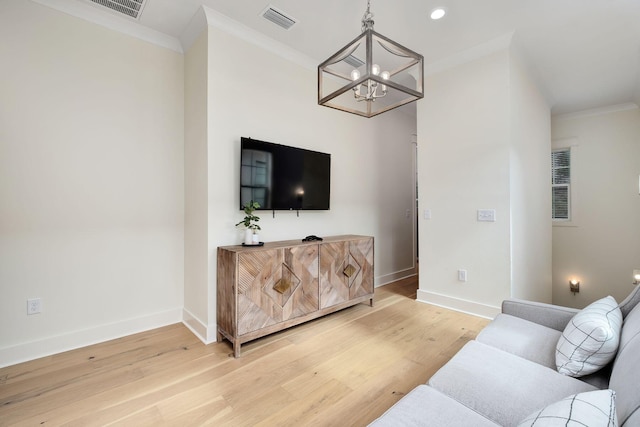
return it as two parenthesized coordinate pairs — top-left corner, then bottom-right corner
(261, 5), (297, 30)
(344, 55), (365, 68)
(88, 0), (147, 20)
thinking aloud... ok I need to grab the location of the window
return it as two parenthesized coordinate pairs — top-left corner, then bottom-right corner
(552, 148), (571, 220)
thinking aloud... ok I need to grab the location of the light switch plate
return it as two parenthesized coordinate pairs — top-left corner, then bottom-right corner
(477, 209), (496, 222)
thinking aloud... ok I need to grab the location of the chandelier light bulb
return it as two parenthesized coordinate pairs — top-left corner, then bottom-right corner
(372, 64), (380, 76)
(351, 69), (362, 97)
(381, 70), (390, 80)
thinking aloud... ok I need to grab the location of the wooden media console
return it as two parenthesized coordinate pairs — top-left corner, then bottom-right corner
(217, 235), (374, 357)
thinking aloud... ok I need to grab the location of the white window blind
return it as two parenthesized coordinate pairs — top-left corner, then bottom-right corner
(552, 149), (571, 220)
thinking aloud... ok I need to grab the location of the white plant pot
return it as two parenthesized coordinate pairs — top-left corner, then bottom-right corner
(252, 233), (260, 244)
(244, 229), (253, 245)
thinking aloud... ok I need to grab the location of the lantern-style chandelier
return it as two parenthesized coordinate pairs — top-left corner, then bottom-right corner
(318, 0), (424, 118)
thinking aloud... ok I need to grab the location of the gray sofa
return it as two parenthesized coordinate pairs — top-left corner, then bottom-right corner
(370, 286), (640, 426)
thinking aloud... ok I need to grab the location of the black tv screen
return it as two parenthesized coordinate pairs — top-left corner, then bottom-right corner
(240, 137), (331, 211)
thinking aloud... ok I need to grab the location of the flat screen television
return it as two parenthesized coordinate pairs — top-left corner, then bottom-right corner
(240, 137), (331, 211)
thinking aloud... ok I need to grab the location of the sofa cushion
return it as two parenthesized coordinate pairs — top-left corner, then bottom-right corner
(516, 389), (617, 427)
(429, 341), (596, 426)
(477, 313), (561, 369)
(609, 300), (640, 426)
(368, 385), (500, 427)
(556, 296), (622, 377)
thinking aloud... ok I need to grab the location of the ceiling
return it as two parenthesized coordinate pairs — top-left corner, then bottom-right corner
(49, 0), (640, 115)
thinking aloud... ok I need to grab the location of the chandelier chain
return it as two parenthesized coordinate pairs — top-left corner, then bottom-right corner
(361, 0), (374, 32)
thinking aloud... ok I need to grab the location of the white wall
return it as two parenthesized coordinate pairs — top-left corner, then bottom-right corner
(551, 105), (640, 308)
(416, 43), (551, 318)
(181, 23), (418, 341)
(417, 50), (512, 318)
(0, 0), (185, 367)
(183, 30), (211, 339)
(509, 46), (552, 302)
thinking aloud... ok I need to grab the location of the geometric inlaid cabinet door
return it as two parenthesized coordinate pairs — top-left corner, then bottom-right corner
(237, 245), (319, 336)
(319, 237), (374, 309)
(319, 241), (350, 309)
(348, 238), (374, 299)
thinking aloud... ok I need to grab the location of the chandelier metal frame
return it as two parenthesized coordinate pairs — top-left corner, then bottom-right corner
(317, 0), (424, 118)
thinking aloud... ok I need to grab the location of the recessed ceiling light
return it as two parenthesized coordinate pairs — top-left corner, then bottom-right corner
(430, 7), (446, 20)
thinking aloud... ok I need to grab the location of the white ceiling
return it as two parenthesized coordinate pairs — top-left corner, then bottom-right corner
(46, 0), (640, 114)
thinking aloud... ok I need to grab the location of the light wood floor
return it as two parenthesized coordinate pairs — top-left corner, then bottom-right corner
(0, 276), (488, 426)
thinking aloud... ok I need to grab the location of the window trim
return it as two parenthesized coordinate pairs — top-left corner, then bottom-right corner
(552, 148), (571, 221)
(551, 139), (579, 227)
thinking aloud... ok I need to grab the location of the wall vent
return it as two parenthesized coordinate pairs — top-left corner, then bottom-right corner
(261, 5), (297, 30)
(344, 55), (365, 68)
(88, 0), (147, 20)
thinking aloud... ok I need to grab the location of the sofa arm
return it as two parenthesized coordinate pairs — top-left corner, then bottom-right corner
(501, 299), (579, 331)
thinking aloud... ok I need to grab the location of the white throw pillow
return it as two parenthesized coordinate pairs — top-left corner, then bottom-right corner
(556, 296), (622, 377)
(517, 389), (617, 427)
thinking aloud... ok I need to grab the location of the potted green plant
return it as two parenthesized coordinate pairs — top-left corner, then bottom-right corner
(236, 200), (261, 245)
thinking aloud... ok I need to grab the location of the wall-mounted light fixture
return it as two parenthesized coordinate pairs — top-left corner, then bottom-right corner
(430, 7), (447, 20)
(569, 279), (580, 294)
(633, 270), (640, 285)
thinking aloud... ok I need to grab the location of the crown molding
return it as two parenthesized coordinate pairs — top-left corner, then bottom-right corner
(553, 102), (639, 121)
(201, 5), (318, 71)
(30, 0), (323, 69)
(179, 6), (208, 53)
(424, 32), (514, 77)
(30, 0), (183, 53)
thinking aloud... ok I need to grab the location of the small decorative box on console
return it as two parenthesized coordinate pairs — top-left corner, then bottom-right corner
(216, 235), (374, 357)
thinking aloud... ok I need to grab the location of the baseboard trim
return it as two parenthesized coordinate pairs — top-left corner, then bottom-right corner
(416, 290), (500, 319)
(0, 308), (182, 369)
(182, 308), (217, 344)
(375, 266), (417, 287)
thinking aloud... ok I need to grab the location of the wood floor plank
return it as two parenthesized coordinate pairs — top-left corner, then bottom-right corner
(0, 276), (489, 426)
(255, 378), (353, 427)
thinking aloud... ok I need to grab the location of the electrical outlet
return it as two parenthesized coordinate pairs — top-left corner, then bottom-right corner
(27, 298), (42, 315)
